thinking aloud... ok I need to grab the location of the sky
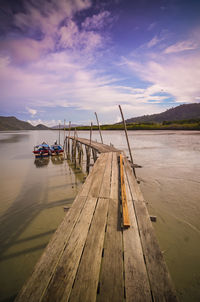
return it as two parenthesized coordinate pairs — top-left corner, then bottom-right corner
(0, 0), (200, 126)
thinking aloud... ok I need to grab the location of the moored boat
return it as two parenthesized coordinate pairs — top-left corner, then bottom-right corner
(33, 142), (51, 158)
(50, 142), (64, 156)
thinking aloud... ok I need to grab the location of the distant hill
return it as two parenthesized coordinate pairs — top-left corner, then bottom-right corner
(52, 123), (83, 129)
(0, 116), (49, 131)
(35, 124), (50, 130)
(125, 103), (200, 123)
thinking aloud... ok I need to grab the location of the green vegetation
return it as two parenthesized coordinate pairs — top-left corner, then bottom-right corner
(67, 119), (200, 131)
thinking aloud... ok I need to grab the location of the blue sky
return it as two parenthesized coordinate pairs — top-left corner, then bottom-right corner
(0, 0), (200, 126)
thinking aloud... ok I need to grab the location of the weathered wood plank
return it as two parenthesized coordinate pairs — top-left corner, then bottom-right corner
(68, 137), (119, 153)
(123, 157), (178, 302)
(99, 152), (113, 198)
(119, 154), (130, 227)
(110, 152), (120, 200)
(15, 195), (88, 302)
(123, 162), (152, 302)
(97, 153), (124, 302)
(42, 197), (98, 302)
(69, 197), (109, 302)
(79, 153), (106, 197)
(83, 153), (109, 198)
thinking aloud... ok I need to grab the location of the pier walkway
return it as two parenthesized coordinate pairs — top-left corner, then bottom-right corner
(16, 138), (178, 302)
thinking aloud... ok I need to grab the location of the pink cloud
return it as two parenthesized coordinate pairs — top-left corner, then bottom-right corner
(0, 0), (93, 64)
(82, 11), (111, 30)
(164, 40), (199, 54)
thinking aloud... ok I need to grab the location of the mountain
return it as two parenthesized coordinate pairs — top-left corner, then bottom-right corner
(35, 124), (50, 130)
(125, 103), (200, 124)
(0, 116), (35, 130)
(0, 116), (49, 131)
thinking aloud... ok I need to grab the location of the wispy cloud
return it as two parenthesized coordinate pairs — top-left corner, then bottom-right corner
(82, 11), (111, 30)
(124, 51), (200, 104)
(164, 40), (199, 54)
(147, 35), (161, 48)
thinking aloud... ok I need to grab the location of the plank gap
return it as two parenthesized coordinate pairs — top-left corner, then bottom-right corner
(97, 282), (100, 295)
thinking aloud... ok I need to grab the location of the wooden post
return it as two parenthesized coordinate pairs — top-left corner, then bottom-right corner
(80, 144), (83, 165)
(85, 145), (90, 174)
(75, 128), (78, 138)
(67, 121), (71, 154)
(77, 143), (82, 166)
(92, 149), (97, 163)
(90, 122), (93, 146)
(59, 123), (60, 145)
(63, 119), (66, 147)
(118, 105), (135, 176)
(95, 112), (103, 144)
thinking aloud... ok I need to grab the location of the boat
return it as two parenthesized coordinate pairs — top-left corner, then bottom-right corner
(50, 142), (64, 156)
(33, 142), (51, 158)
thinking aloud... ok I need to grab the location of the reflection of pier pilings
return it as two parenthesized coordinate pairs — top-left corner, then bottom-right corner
(51, 155), (64, 165)
(34, 157), (50, 168)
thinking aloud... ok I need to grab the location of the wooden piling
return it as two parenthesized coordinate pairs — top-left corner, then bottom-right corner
(67, 121), (71, 155)
(95, 112), (103, 144)
(58, 123), (61, 145)
(118, 105), (136, 176)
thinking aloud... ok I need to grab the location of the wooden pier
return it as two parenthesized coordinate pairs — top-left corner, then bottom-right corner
(15, 137), (178, 302)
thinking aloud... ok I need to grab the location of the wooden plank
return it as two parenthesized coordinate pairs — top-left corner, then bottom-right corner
(99, 152), (113, 198)
(119, 154), (130, 227)
(67, 137), (119, 153)
(97, 153), (124, 302)
(110, 152), (121, 200)
(88, 153), (109, 198)
(69, 197), (109, 302)
(42, 197), (98, 302)
(123, 164), (152, 302)
(15, 195), (88, 302)
(123, 157), (178, 302)
(78, 153), (106, 198)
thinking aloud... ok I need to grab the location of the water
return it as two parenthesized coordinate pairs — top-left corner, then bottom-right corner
(0, 130), (200, 301)
(0, 130), (85, 301)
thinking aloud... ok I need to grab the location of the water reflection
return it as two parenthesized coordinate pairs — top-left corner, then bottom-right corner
(51, 155), (64, 165)
(34, 157), (50, 167)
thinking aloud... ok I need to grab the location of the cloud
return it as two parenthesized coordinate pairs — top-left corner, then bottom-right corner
(0, 0), (98, 64)
(124, 51), (200, 104)
(27, 108), (37, 116)
(58, 20), (103, 53)
(164, 40), (199, 54)
(28, 119), (60, 127)
(0, 47), (170, 123)
(147, 22), (156, 31)
(82, 11), (111, 30)
(147, 36), (161, 48)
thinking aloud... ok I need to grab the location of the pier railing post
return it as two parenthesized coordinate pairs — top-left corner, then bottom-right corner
(118, 105), (136, 176)
(63, 119), (66, 147)
(95, 112), (103, 144)
(67, 121), (71, 157)
(85, 145), (90, 174)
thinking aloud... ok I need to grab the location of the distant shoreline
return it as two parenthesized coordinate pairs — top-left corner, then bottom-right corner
(60, 122), (200, 131)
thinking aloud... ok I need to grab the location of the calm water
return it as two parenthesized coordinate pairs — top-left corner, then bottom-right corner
(0, 130), (200, 301)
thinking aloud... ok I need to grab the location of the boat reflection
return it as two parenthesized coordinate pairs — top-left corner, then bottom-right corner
(34, 157), (50, 167)
(51, 155), (64, 165)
